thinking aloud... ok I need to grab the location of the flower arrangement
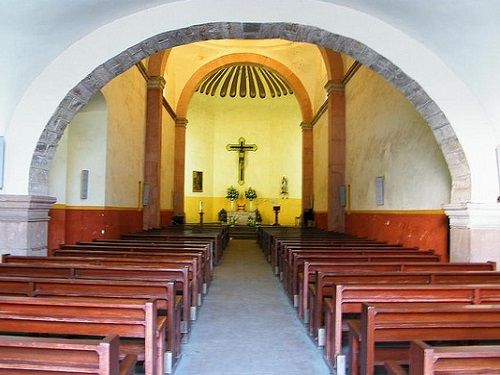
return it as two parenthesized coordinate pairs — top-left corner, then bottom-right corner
(226, 185), (239, 201)
(244, 187), (257, 200)
(228, 214), (239, 226)
(248, 215), (256, 226)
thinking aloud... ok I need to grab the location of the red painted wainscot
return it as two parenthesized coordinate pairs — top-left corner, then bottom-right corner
(48, 206), (143, 251)
(345, 210), (449, 262)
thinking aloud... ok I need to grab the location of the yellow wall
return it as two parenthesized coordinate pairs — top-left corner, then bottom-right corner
(346, 66), (451, 210)
(184, 93), (302, 225)
(161, 106), (175, 210)
(165, 40), (326, 114)
(101, 66), (146, 208)
(313, 112), (328, 211)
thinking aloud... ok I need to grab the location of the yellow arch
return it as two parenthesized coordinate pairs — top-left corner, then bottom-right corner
(176, 53), (313, 122)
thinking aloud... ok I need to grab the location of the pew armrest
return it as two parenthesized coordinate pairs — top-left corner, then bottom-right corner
(120, 354), (138, 375)
(384, 360), (408, 375)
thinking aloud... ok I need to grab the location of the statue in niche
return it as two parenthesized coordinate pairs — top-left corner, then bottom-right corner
(280, 176), (289, 198)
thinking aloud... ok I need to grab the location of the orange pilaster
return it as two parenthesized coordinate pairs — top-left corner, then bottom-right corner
(143, 76), (165, 229)
(301, 122), (314, 213)
(326, 80), (346, 232)
(173, 118), (188, 217)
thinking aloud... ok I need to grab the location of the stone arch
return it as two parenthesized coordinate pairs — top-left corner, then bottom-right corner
(319, 48), (344, 81)
(29, 22), (470, 205)
(176, 53), (313, 122)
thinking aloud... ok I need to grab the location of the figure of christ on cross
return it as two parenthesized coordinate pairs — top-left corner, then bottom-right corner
(226, 137), (258, 185)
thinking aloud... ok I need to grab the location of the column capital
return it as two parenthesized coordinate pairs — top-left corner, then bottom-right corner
(444, 202), (500, 229)
(300, 122), (313, 130)
(175, 118), (188, 128)
(0, 195), (56, 222)
(147, 76), (166, 90)
(325, 80), (344, 95)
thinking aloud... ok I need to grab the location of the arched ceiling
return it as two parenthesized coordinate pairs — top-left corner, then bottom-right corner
(195, 64), (294, 99)
(2, 0), (499, 132)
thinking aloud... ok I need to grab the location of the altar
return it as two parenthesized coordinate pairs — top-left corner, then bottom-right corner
(228, 210), (256, 226)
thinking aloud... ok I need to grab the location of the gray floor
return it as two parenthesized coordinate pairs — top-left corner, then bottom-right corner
(174, 239), (332, 375)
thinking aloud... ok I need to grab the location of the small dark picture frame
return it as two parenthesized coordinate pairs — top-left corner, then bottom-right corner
(193, 171), (203, 192)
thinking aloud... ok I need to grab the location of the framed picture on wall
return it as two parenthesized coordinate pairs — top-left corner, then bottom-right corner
(193, 171), (203, 192)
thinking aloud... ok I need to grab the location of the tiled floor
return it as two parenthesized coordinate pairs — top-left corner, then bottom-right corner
(174, 239), (332, 375)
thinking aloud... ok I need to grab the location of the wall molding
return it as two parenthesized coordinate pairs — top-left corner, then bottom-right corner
(342, 61), (362, 85)
(51, 204), (144, 211)
(162, 97), (177, 121)
(348, 209), (445, 215)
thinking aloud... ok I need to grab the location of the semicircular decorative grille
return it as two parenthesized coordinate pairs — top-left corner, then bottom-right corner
(196, 64), (294, 99)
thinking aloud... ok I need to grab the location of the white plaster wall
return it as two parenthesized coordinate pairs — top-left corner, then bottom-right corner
(65, 111), (107, 207)
(186, 93), (301, 199)
(2, 0), (498, 206)
(48, 93), (107, 206)
(346, 66), (451, 210)
(101, 66), (146, 208)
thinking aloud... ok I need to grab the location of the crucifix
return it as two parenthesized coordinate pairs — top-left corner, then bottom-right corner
(226, 137), (258, 185)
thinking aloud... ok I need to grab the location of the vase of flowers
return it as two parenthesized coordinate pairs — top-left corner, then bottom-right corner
(226, 185), (239, 211)
(245, 187), (257, 211)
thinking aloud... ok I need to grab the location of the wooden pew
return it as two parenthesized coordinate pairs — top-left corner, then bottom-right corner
(0, 296), (165, 375)
(276, 242), (411, 275)
(0, 334), (136, 375)
(0, 276), (181, 367)
(348, 303), (500, 375)
(324, 283), (500, 371)
(2, 254), (203, 313)
(0, 262), (193, 333)
(299, 261), (496, 319)
(285, 251), (443, 299)
(53, 248), (210, 294)
(385, 340), (500, 375)
(121, 232), (222, 264)
(309, 270), (500, 344)
(60, 243), (213, 283)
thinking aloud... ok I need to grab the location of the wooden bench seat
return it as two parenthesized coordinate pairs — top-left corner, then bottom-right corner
(0, 296), (165, 375)
(0, 334), (136, 375)
(298, 261), (496, 319)
(0, 262), (193, 332)
(279, 244), (424, 275)
(283, 250), (441, 295)
(0, 276), (182, 366)
(2, 254), (203, 314)
(60, 243), (213, 282)
(323, 283), (500, 371)
(385, 340), (500, 375)
(309, 270), (500, 344)
(120, 233), (222, 264)
(348, 303), (500, 375)
(53, 248), (210, 293)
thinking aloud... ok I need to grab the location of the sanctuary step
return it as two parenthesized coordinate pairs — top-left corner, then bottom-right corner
(228, 226), (258, 240)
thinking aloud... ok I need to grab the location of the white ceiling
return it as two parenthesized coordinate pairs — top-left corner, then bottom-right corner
(1, 0), (499, 130)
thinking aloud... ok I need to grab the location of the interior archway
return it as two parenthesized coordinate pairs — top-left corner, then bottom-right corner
(28, 23), (470, 207)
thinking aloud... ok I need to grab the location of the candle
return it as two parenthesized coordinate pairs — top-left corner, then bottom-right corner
(199, 201), (203, 212)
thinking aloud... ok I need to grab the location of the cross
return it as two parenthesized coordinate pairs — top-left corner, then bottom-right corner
(226, 137), (258, 185)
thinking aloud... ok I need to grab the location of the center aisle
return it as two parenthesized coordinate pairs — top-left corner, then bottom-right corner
(174, 239), (331, 375)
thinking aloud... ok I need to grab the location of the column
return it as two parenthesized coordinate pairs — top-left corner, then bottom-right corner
(143, 76), (165, 229)
(173, 117), (188, 219)
(445, 203), (500, 265)
(301, 122), (314, 212)
(325, 80), (346, 232)
(0, 195), (56, 255)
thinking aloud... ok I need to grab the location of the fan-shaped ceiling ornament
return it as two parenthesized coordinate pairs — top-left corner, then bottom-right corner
(196, 64), (294, 99)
